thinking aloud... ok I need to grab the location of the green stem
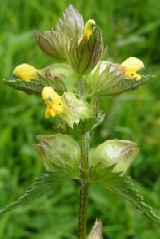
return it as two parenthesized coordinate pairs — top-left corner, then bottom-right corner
(78, 181), (89, 239)
(81, 133), (88, 171)
(78, 133), (89, 239)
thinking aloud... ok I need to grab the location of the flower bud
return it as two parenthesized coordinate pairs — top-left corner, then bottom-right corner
(88, 220), (103, 239)
(13, 64), (37, 81)
(91, 140), (139, 174)
(33, 134), (80, 170)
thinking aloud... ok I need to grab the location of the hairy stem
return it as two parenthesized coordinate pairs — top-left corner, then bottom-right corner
(78, 133), (89, 239)
(81, 133), (88, 171)
(79, 181), (89, 239)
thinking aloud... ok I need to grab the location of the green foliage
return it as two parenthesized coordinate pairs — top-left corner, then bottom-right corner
(87, 63), (152, 97)
(54, 118), (97, 135)
(2, 163), (159, 228)
(1, 0), (160, 238)
(3, 78), (43, 96)
(0, 166), (79, 214)
(89, 164), (160, 227)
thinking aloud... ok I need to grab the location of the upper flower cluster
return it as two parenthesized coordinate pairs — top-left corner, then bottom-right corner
(35, 5), (107, 75)
(9, 4), (150, 129)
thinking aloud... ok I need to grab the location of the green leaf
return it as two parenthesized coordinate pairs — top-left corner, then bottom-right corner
(50, 163), (80, 180)
(54, 118), (97, 135)
(0, 165), (80, 214)
(87, 61), (153, 97)
(35, 5), (84, 62)
(35, 30), (67, 62)
(90, 112), (106, 132)
(3, 78), (43, 96)
(37, 70), (66, 94)
(97, 75), (152, 97)
(60, 4), (84, 42)
(88, 163), (160, 226)
(37, 63), (79, 93)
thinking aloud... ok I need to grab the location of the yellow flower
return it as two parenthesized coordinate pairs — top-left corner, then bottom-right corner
(83, 19), (96, 40)
(13, 64), (37, 81)
(79, 19), (96, 43)
(121, 57), (145, 80)
(42, 87), (65, 118)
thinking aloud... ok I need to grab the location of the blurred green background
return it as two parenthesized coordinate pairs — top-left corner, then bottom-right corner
(1, 0), (160, 238)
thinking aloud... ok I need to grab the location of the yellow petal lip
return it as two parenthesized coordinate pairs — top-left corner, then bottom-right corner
(13, 63), (37, 81)
(121, 57), (145, 72)
(41, 86), (60, 102)
(42, 87), (65, 118)
(121, 57), (145, 80)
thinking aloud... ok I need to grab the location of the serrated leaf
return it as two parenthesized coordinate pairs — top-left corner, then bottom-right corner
(90, 112), (106, 132)
(89, 164), (160, 227)
(54, 118), (97, 135)
(37, 71), (66, 94)
(35, 30), (67, 62)
(35, 5), (84, 62)
(37, 63), (79, 93)
(50, 163), (80, 180)
(98, 75), (151, 97)
(3, 79), (43, 96)
(54, 113), (105, 138)
(87, 61), (153, 97)
(0, 165), (80, 214)
(61, 4), (84, 42)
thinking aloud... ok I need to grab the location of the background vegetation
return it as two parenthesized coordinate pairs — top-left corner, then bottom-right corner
(1, 0), (160, 238)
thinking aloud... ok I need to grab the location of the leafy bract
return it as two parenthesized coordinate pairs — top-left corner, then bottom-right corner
(68, 27), (107, 74)
(54, 118), (97, 135)
(88, 163), (160, 226)
(86, 62), (153, 97)
(35, 5), (84, 62)
(3, 79), (43, 96)
(0, 165), (79, 214)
